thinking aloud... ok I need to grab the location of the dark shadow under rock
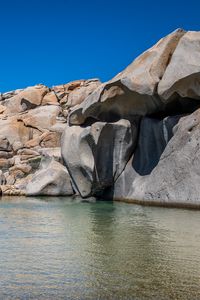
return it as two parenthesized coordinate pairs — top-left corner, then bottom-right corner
(132, 115), (182, 175)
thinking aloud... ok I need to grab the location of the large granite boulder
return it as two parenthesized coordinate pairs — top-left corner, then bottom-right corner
(0, 116), (32, 148)
(113, 110), (200, 206)
(61, 119), (138, 197)
(0, 78), (100, 194)
(26, 158), (74, 196)
(3, 29), (200, 207)
(69, 29), (185, 125)
(17, 105), (61, 131)
(2, 85), (49, 115)
(158, 31), (200, 101)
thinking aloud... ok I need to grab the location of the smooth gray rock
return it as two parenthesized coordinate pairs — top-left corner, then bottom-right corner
(113, 110), (200, 206)
(26, 157), (74, 196)
(69, 29), (185, 125)
(158, 31), (200, 101)
(112, 115), (180, 200)
(61, 119), (138, 197)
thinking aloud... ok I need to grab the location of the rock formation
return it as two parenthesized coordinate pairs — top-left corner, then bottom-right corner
(64, 29), (200, 207)
(1, 29), (200, 207)
(61, 119), (138, 198)
(26, 157), (74, 196)
(0, 79), (101, 195)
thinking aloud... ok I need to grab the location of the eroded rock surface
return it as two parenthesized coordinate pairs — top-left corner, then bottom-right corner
(0, 79), (100, 195)
(62, 28), (200, 206)
(158, 31), (200, 101)
(111, 110), (200, 206)
(61, 119), (138, 197)
(26, 158), (74, 196)
(69, 29), (185, 125)
(2, 29), (200, 206)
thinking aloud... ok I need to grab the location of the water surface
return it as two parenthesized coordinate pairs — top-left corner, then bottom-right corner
(0, 196), (200, 299)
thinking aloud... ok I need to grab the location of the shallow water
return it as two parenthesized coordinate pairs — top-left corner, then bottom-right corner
(0, 197), (200, 299)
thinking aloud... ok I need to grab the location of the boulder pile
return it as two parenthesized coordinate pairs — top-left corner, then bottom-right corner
(0, 79), (101, 195)
(2, 29), (200, 207)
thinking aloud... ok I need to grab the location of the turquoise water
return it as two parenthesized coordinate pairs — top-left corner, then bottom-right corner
(0, 197), (200, 299)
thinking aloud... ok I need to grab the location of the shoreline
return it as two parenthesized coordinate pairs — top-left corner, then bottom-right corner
(1, 193), (200, 210)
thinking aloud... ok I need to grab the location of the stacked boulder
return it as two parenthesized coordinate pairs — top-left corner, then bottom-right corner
(0, 79), (101, 195)
(1, 29), (200, 207)
(62, 29), (200, 207)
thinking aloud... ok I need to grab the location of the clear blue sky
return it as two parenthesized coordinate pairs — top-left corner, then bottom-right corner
(1, 0), (200, 92)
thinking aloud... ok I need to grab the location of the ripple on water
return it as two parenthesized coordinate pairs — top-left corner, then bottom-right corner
(0, 197), (200, 299)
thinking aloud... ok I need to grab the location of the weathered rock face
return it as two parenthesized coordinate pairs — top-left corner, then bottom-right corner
(0, 79), (101, 195)
(112, 115), (181, 200)
(69, 29), (185, 125)
(111, 109), (200, 206)
(52, 79), (101, 118)
(2, 85), (49, 115)
(61, 28), (200, 207)
(26, 158), (74, 196)
(61, 119), (138, 197)
(2, 29), (200, 207)
(158, 31), (200, 101)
